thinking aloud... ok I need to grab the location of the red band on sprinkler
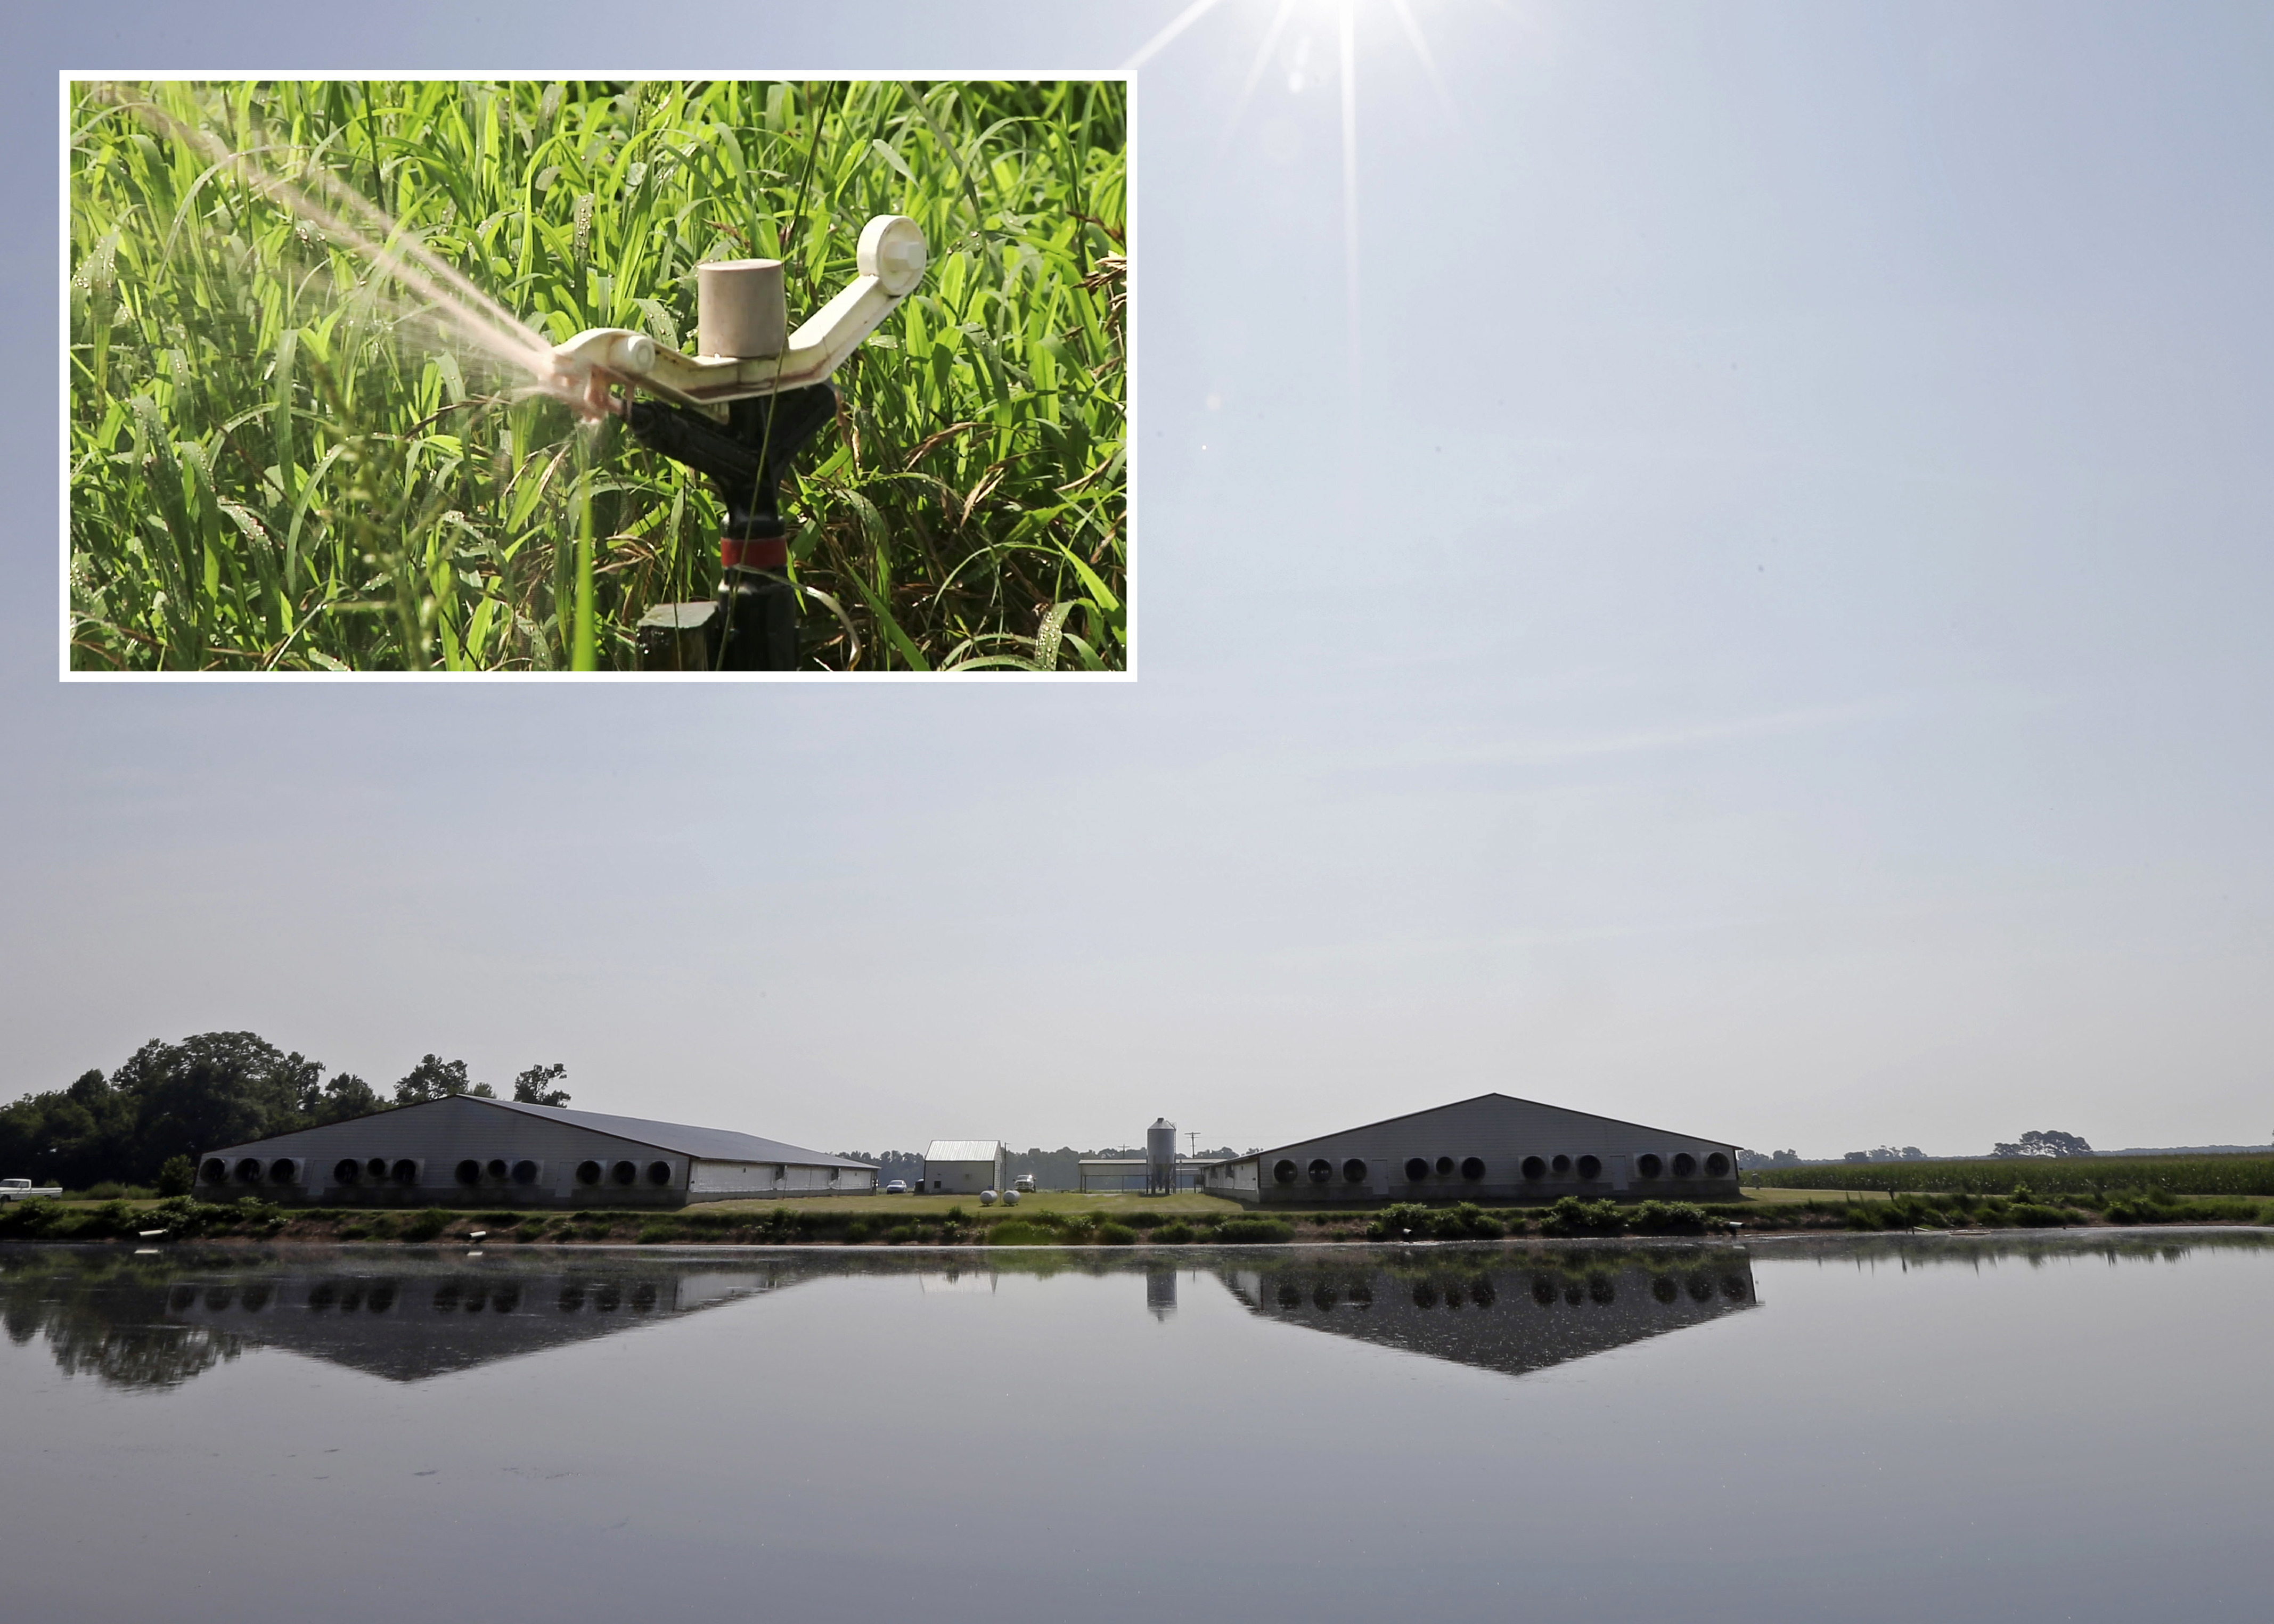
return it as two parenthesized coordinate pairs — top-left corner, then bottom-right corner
(721, 537), (787, 571)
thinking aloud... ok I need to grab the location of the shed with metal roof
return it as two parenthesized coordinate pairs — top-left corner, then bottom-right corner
(920, 1139), (1004, 1196)
(192, 1093), (875, 1209)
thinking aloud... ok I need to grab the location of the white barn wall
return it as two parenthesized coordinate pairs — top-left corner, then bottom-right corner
(688, 1161), (871, 1198)
(922, 1158), (1000, 1195)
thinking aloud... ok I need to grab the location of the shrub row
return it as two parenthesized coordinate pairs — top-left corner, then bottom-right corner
(0, 1194), (288, 1241)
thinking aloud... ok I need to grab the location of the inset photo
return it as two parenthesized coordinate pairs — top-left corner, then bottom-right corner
(65, 78), (1128, 674)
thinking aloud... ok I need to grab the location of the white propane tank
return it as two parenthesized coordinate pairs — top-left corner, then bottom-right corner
(1003, 1189), (1021, 1207)
(980, 1188), (998, 1205)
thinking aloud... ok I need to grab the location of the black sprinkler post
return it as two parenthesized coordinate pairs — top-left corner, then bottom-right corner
(625, 385), (838, 670)
(539, 215), (928, 674)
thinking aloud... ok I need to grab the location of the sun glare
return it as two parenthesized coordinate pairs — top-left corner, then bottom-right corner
(1126, 0), (1456, 426)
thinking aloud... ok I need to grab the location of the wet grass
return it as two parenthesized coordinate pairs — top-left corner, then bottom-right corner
(69, 78), (1125, 672)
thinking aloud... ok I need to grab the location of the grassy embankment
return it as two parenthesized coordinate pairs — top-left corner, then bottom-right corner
(9, 1177), (2269, 1248)
(70, 79), (1125, 672)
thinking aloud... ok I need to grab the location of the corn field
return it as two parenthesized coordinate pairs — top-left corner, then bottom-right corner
(67, 79), (1126, 671)
(1746, 1154), (2274, 1199)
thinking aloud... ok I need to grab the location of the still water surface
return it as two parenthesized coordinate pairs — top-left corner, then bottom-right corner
(4, 1233), (2267, 1621)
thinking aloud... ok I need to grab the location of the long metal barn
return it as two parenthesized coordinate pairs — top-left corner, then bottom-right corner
(1203, 1093), (1740, 1206)
(195, 1094), (876, 1209)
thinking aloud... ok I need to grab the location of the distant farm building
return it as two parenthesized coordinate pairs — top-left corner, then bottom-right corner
(1079, 1116), (1208, 1192)
(195, 1094), (876, 1209)
(921, 1139), (1005, 1195)
(1077, 1158), (1209, 1192)
(1204, 1093), (1739, 1205)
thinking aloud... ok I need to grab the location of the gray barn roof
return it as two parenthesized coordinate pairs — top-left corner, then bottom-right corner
(478, 1097), (869, 1167)
(1208, 1092), (1737, 1167)
(198, 1087), (869, 1164)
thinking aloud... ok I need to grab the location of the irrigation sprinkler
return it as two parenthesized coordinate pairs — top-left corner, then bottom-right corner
(543, 215), (928, 669)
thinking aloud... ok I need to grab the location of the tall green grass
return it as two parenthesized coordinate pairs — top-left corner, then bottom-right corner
(1746, 1154), (2274, 1199)
(68, 79), (1126, 671)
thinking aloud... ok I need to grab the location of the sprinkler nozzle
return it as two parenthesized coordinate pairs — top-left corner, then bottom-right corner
(547, 213), (924, 410)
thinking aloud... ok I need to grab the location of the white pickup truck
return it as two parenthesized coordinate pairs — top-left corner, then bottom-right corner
(2, 1178), (64, 1200)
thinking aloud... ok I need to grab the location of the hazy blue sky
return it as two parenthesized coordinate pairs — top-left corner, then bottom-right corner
(9, 2), (2270, 1158)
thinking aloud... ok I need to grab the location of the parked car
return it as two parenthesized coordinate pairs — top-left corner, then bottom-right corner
(884, 1179), (908, 1194)
(1012, 1174), (1035, 1193)
(2, 1178), (63, 1201)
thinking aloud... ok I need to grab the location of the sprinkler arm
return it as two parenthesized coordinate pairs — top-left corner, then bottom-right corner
(547, 215), (926, 414)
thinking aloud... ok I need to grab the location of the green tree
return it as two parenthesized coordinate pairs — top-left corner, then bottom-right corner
(120, 1032), (317, 1174)
(0, 1069), (133, 1189)
(1994, 1130), (2093, 1159)
(312, 1073), (381, 1123)
(1, 1034), (326, 1187)
(511, 1063), (570, 1108)
(393, 1055), (493, 1105)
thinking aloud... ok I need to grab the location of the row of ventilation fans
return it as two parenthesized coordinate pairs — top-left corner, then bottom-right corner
(198, 1156), (680, 1188)
(1269, 1151), (1733, 1185)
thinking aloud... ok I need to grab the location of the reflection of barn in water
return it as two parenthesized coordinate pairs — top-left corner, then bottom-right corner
(1215, 1250), (1758, 1379)
(7, 1245), (1767, 1397)
(155, 1255), (807, 1383)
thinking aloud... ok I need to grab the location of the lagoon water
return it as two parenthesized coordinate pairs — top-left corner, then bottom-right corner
(3, 1233), (2268, 1622)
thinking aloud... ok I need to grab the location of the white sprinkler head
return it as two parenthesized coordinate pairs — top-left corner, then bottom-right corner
(858, 215), (928, 297)
(549, 212), (924, 412)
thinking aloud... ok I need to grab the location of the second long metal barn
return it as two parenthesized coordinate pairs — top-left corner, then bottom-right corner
(1203, 1093), (1740, 1205)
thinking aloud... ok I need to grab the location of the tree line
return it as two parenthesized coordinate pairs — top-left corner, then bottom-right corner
(0, 1032), (571, 1190)
(1739, 1130), (2095, 1168)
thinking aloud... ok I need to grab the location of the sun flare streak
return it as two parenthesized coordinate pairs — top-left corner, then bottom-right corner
(1385, 0), (1455, 112)
(1217, 0), (1299, 152)
(1130, 0), (1456, 430)
(1124, 0), (1228, 70)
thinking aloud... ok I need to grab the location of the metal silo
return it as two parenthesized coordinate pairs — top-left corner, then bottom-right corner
(1147, 1118), (1177, 1195)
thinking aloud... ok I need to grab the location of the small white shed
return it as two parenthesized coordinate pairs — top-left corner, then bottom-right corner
(921, 1139), (1005, 1195)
